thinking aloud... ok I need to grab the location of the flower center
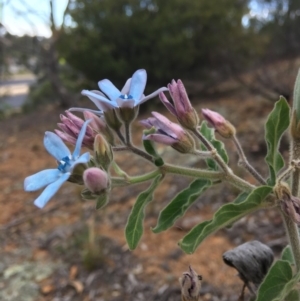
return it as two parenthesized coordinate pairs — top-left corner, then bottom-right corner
(58, 156), (71, 172)
(119, 94), (133, 100)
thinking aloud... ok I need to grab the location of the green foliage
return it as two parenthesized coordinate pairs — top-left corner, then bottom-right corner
(293, 69), (300, 121)
(125, 175), (162, 250)
(199, 121), (229, 170)
(285, 290), (300, 301)
(281, 245), (295, 265)
(58, 0), (250, 87)
(152, 179), (211, 233)
(142, 136), (164, 166)
(264, 96), (290, 185)
(256, 259), (298, 301)
(179, 186), (272, 253)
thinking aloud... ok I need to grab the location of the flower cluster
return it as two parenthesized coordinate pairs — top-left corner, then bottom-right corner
(24, 68), (235, 209)
(22, 66), (300, 301)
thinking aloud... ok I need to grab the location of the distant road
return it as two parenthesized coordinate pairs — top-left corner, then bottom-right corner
(0, 74), (36, 108)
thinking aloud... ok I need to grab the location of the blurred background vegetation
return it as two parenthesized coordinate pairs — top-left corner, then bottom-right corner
(1, 0), (300, 111)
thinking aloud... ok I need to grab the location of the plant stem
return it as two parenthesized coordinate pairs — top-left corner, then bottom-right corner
(115, 128), (126, 144)
(162, 164), (224, 180)
(111, 169), (161, 187)
(115, 128), (154, 162)
(191, 149), (212, 159)
(280, 209), (300, 272)
(288, 135), (300, 272)
(192, 129), (230, 173)
(124, 121), (131, 144)
(232, 135), (267, 185)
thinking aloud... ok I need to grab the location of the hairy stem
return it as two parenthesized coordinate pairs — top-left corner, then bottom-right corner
(192, 129), (230, 173)
(115, 128), (154, 162)
(115, 129), (126, 145)
(124, 121), (132, 145)
(111, 169), (161, 187)
(288, 135), (300, 272)
(291, 139), (300, 197)
(280, 210), (300, 272)
(232, 135), (267, 185)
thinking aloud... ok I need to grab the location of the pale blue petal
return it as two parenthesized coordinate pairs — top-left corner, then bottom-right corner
(121, 78), (131, 94)
(98, 79), (121, 101)
(44, 132), (70, 161)
(137, 87), (169, 106)
(24, 169), (61, 191)
(33, 173), (70, 208)
(82, 90), (117, 111)
(73, 120), (91, 159)
(71, 152), (90, 167)
(129, 69), (147, 101)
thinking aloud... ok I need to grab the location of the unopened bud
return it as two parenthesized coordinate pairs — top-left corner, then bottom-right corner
(83, 111), (115, 145)
(94, 134), (113, 170)
(83, 167), (109, 194)
(179, 266), (202, 301)
(172, 131), (195, 154)
(141, 112), (196, 154)
(202, 108), (236, 139)
(160, 80), (199, 130)
(275, 182), (300, 225)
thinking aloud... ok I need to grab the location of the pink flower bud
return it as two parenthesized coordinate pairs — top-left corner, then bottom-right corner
(55, 111), (95, 149)
(141, 112), (195, 153)
(83, 167), (108, 194)
(201, 108), (236, 139)
(159, 80), (199, 130)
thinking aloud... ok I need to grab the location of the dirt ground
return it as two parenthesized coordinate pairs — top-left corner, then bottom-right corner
(0, 91), (289, 301)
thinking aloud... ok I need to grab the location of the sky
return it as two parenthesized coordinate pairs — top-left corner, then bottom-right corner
(1, 0), (69, 37)
(1, 0), (268, 38)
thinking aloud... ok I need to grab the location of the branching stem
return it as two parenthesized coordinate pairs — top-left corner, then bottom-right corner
(232, 135), (267, 185)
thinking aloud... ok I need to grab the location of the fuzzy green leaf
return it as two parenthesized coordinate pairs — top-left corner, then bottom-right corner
(152, 179), (211, 233)
(125, 175), (162, 250)
(281, 245), (295, 265)
(265, 97), (290, 185)
(96, 194), (109, 209)
(285, 290), (300, 301)
(256, 259), (297, 301)
(179, 186), (272, 254)
(200, 121), (229, 170)
(293, 69), (300, 121)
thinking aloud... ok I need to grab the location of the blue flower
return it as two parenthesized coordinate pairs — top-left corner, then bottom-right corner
(77, 69), (168, 112)
(24, 120), (91, 208)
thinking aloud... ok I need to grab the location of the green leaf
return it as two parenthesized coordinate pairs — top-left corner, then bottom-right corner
(152, 179), (211, 233)
(125, 175), (162, 250)
(256, 259), (297, 301)
(142, 135), (164, 166)
(200, 121), (229, 170)
(179, 186), (272, 254)
(265, 97), (290, 185)
(285, 290), (300, 301)
(96, 193), (109, 209)
(233, 192), (249, 204)
(281, 245), (295, 265)
(293, 69), (300, 121)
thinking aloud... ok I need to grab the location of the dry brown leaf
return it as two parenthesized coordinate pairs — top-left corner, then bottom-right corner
(69, 265), (78, 280)
(41, 284), (55, 294)
(70, 280), (84, 294)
